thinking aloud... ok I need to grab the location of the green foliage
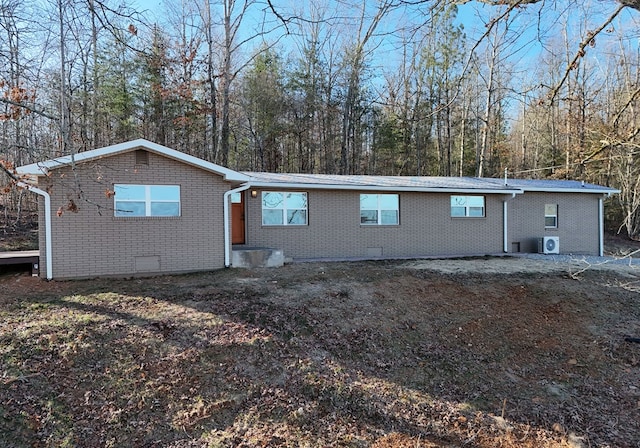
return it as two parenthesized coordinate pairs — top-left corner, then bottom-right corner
(242, 47), (287, 171)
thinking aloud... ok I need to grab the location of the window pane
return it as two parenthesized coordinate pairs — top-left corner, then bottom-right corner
(151, 185), (180, 201)
(469, 207), (484, 217)
(361, 210), (378, 224)
(545, 216), (557, 227)
(545, 204), (557, 216)
(115, 185), (145, 201)
(360, 194), (378, 210)
(151, 202), (179, 216)
(468, 196), (484, 207)
(115, 201), (145, 216)
(286, 193), (307, 209)
(451, 196), (467, 207)
(381, 210), (398, 224)
(379, 194), (399, 209)
(287, 209), (307, 225)
(263, 192), (284, 209)
(263, 209), (283, 225)
(231, 192), (242, 203)
(451, 206), (465, 217)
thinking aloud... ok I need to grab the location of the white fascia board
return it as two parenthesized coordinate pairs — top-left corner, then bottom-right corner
(517, 187), (620, 194)
(246, 181), (522, 195)
(17, 139), (251, 182)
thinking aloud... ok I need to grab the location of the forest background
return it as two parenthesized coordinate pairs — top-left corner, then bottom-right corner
(2, 0), (640, 238)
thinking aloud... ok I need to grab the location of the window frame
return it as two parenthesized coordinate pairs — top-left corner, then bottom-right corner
(261, 191), (308, 226)
(114, 184), (181, 217)
(545, 204), (558, 229)
(450, 195), (485, 218)
(360, 193), (400, 226)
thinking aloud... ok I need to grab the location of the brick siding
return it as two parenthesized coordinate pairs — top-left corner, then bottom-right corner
(507, 192), (600, 254)
(244, 189), (507, 259)
(38, 151), (229, 279)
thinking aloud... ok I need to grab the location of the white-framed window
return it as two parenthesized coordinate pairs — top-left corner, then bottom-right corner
(262, 192), (308, 225)
(360, 194), (399, 225)
(545, 204), (558, 228)
(451, 195), (485, 217)
(114, 184), (180, 217)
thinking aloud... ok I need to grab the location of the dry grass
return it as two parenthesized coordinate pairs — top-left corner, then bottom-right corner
(1, 260), (639, 447)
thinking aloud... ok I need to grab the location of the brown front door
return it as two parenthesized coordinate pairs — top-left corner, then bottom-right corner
(231, 192), (245, 244)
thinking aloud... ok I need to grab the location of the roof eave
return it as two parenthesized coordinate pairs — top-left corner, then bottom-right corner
(245, 181), (522, 194)
(517, 187), (620, 194)
(16, 139), (251, 182)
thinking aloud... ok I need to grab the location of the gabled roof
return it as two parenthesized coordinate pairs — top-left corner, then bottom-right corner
(244, 172), (618, 195)
(17, 139), (251, 182)
(16, 139), (619, 195)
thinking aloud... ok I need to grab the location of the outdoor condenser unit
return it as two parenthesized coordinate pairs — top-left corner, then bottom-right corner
(538, 236), (559, 255)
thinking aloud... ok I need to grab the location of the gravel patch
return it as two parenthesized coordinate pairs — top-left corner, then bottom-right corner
(405, 253), (640, 277)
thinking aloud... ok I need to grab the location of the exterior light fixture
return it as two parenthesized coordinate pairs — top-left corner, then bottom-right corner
(251, 190), (258, 198)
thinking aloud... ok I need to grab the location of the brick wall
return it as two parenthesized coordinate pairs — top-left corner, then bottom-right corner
(244, 189), (507, 259)
(508, 192), (600, 254)
(38, 151), (230, 279)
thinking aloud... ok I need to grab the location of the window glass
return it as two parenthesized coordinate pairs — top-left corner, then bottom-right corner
(231, 192), (242, 203)
(263, 192), (284, 209)
(360, 194), (378, 210)
(262, 209), (284, 225)
(151, 202), (180, 216)
(287, 209), (307, 225)
(545, 204), (558, 228)
(379, 194), (399, 209)
(286, 192), (307, 209)
(381, 210), (398, 224)
(451, 206), (465, 217)
(151, 185), (180, 201)
(360, 194), (399, 225)
(115, 202), (145, 217)
(469, 207), (484, 217)
(115, 184), (145, 201)
(114, 184), (180, 217)
(360, 210), (378, 224)
(262, 192), (307, 226)
(451, 195), (484, 217)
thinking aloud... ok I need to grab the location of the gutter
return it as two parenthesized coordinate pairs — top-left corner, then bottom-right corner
(18, 182), (53, 280)
(223, 184), (251, 267)
(245, 181), (522, 195)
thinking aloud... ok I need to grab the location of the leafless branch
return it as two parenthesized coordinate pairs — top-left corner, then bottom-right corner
(0, 98), (58, 121)
(547, 4), (625, 104)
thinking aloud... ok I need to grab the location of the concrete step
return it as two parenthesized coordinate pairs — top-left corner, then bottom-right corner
(231, 247), (284, 268)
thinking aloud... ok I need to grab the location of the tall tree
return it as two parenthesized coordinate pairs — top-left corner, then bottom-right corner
(242, 47), (286, 171)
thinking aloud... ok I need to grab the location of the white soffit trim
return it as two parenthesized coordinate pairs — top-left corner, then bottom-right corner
(515, 186), (620, 194)
(17, 139), (251, 182)
(246, 181), (522, 195)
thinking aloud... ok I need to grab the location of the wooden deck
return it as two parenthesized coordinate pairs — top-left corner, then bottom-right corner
(0, 250), (40, 275)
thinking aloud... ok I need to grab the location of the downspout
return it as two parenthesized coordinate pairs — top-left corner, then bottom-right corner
(223, 184), (251, 267)
(598, 196), (604, 257)
(19, 182), (53, 280)
(503, 199), (508, 253)
(503, 169), (509, 253)
(503, 192), (517, 253)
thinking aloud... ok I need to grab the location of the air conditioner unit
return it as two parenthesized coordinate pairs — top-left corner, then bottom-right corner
(538, 236), (559, 255)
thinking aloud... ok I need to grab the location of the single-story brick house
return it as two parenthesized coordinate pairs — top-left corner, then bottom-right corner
(17, 139), (618, 279)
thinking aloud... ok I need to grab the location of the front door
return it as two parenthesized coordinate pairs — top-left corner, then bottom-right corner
(231, 192), (245, 245)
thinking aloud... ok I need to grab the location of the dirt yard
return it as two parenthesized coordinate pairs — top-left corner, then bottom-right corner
(1, 257), (639, 447)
